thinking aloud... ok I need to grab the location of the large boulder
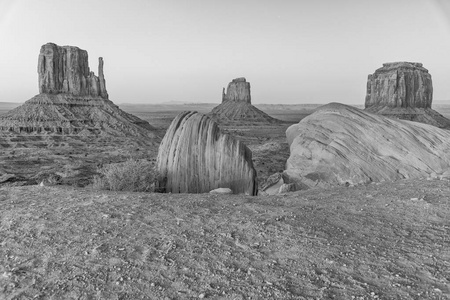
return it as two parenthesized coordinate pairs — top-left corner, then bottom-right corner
(156, 111), (257, 195)
(38, 43), (108, 98)
(210, 77), (280, 124)
(365, 62), (450, 128)
(285, 103), (450, 189)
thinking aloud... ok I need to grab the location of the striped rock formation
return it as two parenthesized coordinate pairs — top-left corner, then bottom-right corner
(0, 43), (156, 138)
(285, 103), (450, 189)
(365, 62), (450, 128)
(156, 111), (257, 195)
(210, 77), (280, 124)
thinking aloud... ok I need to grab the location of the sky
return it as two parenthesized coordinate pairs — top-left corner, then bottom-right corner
(0, 0), (450, 105)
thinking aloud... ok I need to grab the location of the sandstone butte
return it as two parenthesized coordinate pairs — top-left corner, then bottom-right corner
(0, 42), (156, 138)
(365, 62), (450, 129)
(285, 103), (450, 189)
(210, 77), (280, 124)
(156, 111), (258, 195)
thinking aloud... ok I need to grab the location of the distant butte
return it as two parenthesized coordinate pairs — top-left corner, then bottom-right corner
(0, 42), (156, 137)
(364, 62), (450, 129)
(210, 77), (280, 124)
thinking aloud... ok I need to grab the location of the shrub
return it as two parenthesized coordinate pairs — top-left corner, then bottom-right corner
(92, 159), (158, 192)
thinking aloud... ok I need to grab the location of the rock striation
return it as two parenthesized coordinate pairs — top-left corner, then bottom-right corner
(156, 111), (257, 195)
(210, 77), (280, 124)
(38, 43), (109, 99)
(365, 62), (450, 128)
(0, 43), (155, 138)
(0, 94), (155, 137)
(285, 103), (450, 189)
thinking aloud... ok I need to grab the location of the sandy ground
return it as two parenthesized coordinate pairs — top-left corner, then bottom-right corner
(1, 178), (449, 299)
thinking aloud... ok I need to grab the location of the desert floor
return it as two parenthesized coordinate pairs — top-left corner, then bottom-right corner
(0, 102), (450, 299)
(1, 179), (449, 299)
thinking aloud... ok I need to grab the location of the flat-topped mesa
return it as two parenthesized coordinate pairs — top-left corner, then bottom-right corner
(38, 43), (109, 99)
(0, 42), (157, 137)
(222, 77), (251, 104)
(365, 62), (432, 109)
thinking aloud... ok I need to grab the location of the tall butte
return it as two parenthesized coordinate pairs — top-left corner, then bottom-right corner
(364, 62), (450, 129)
(209, 77), (280, 124)
(0, 42), (156, 137)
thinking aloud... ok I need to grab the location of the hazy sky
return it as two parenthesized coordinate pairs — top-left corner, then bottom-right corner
(1, 0), (450, 104)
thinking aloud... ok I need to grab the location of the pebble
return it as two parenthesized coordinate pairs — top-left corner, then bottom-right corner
(198, 293), (205, 298)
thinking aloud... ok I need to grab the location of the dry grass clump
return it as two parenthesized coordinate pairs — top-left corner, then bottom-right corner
(92, 159), (157, 192)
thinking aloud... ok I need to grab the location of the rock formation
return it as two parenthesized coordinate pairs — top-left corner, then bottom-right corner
(222, 77), (251, 103)
(365, 62), (450, 128)
(38, 43), (109, 98)
(210, 77), (280, 124)
(0, 94), (155, 137)
(285, 103), (450, 189)
(0, 43), (155, 138)
(156, 111), (257, 195)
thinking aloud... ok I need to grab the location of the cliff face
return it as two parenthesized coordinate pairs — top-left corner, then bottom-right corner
(38, 43), (109, 99)
(222, 77), (251, 103)
(365, 62), (432, 109)
(156, 111), (257, 195)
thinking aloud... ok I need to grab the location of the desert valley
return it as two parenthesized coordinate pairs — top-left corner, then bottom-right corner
(0, 40), (449, 300)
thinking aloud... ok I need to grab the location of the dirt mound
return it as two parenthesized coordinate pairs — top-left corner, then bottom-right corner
(0, 93), (156, 138)
(286, 102), (450, 188)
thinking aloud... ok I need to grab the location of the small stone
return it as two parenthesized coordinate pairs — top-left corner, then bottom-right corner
(198, 293), (206, 298)
(209, 188), (232, 195)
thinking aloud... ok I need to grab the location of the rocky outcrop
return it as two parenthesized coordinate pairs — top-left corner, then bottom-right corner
(365, 62), (450, 128)
(285, 103), (450, 189)
(222, 77), (251, 103)
(210, 77), (280, 124)
(0, 43), (156, 138)
(156, 111), (257, 195)
(38, 43), (109, 99)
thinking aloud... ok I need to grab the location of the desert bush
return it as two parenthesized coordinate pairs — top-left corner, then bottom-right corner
(92, 159), (158, 192)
